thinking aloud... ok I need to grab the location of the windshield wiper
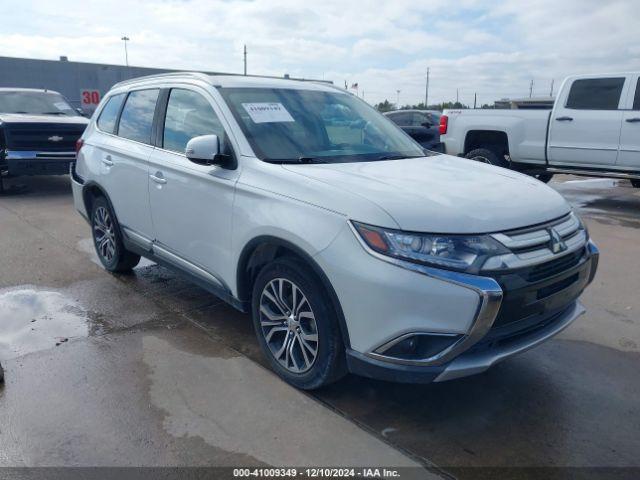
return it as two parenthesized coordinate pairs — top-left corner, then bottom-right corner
(41, 111), (68, 115)
(376, 154), (418, 161)
(263, 156), (328, 164)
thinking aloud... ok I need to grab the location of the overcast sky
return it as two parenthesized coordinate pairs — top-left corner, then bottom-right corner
(1, 0), (638, 106)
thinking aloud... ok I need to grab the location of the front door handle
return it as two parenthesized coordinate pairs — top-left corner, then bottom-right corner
(626, 117), (640, 123)
(555, 116), (574, 122)
(102, 155), (114, 166)
(150, 173), (167, 185)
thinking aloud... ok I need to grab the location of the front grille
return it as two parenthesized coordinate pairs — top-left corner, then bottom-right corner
(525, 248), (584, 282)
(4, 123), (86, 151)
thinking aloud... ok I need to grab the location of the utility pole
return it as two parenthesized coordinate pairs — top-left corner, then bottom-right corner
(396, 89), (401, 108)
(550, 79), (555, 97)
(121, 36), (130, 67)
(456, 88), (459, 104)
(474, 92), (477, 109)
(425, 67), (430, 107)
(529, 79), (534, 98)
(243, 44), (247, 75)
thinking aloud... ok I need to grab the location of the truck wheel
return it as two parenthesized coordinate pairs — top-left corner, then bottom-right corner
(251, 257), (346, 390)
(631, 180), (640, 188)
(465, 148), (509, 168)
(91, 196), (141, 273)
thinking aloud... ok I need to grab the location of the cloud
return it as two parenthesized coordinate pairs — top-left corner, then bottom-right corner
(0, 0), (638, 105)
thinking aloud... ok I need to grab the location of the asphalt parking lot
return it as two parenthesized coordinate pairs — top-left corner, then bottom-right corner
(0, 174), (638, 477)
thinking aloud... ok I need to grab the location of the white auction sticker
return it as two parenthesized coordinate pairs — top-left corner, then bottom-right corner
(242, 102), (295, 123)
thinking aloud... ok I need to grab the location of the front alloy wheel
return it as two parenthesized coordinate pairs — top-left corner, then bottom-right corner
(251, 257), (346, 389)
(259, 278), (319, 373)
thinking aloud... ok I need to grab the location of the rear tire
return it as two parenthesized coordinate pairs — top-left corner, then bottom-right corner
(91, 196), (140, 273)
(465, 148), (509, 168)
(251, 257), (346, 390)
(631, 179), (640, 188)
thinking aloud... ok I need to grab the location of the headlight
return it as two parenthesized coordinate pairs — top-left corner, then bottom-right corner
(351, 221), (509, 272)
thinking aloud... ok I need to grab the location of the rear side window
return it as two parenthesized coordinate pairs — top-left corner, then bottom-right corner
(96, 93), (125, 133)
(162, 89), (226, 153)
(566, 78), (625, 110)
(387, 112), (412, 126)
(117, 89), (159, 144)
(634, 79), (640, 110)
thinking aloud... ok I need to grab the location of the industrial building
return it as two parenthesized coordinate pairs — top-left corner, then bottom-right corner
(0, 55), (326, 114)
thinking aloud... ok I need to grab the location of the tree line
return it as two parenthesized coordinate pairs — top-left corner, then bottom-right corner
(373, 100), (494, 112)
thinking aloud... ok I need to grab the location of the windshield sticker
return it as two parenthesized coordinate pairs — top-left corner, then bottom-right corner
(54, 102), (72, 111)
(242, 102), (295, 123)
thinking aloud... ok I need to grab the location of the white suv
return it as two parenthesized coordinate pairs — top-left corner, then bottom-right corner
(72, 73), (599, 389)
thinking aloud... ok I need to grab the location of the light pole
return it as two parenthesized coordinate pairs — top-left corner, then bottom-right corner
(396, 89), (400, 108)
(425, 67), (430, 107)
(121, 36), (130, 67)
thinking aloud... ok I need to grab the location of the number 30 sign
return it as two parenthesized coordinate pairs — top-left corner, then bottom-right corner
(80, 89), (101, 107)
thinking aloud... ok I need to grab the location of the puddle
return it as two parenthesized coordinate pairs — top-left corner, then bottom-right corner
(0, 287), (107, 360)
(77, 237), (155, 269)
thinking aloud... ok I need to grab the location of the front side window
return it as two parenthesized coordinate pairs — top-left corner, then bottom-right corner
(219, 87), (425, 163)
(97, 93), (125, 134)
(117, 89), (159, 144)
(566, 78), (625, 110)
(633, 79), (640, 110)
(0, 90), (78, 116)
(162, 89), (226, 153)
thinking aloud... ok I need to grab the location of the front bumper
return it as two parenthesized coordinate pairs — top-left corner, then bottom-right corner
(322, 220), (599, 383)
(3, 150), (75, 176)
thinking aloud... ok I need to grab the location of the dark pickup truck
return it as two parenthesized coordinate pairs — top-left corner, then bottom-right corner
(0, 88), (89, 185)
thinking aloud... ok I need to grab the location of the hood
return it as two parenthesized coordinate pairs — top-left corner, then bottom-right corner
(0, 113), (89, 125)
(283, 155), (570, 233)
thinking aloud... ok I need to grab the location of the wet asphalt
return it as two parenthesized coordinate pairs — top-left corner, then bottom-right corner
(0, 174), (638, 476)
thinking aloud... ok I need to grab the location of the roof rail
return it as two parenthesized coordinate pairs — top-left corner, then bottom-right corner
(112, 71), (213, 89)
(111, 71), (334, 90)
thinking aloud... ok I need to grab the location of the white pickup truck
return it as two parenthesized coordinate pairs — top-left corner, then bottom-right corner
(441, 72), (640, 185)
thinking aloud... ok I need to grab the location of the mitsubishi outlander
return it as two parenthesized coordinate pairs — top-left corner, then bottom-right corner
(71, 73), (599, 389)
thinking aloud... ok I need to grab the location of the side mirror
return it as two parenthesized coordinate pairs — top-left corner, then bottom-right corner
(185, 134), (233, 168)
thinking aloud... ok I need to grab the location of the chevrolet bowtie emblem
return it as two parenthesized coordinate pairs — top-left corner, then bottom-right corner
(48, 135), (64, 142)
(548, 227), (567, 254)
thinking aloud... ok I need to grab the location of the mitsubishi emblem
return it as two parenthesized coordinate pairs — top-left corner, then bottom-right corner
(548, 228), (567, 254)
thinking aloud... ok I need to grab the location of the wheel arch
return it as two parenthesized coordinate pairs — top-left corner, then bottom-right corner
(464, 129), (509, 156)
(236, 235), (351, 348)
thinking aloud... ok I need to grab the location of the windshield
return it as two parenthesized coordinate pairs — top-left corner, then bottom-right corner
(0, 91), (78, 116)
(218, 87), (428, 163)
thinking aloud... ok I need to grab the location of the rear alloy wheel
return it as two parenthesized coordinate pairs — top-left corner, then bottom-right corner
(251, 257), (346, 389)
(465, 148), (509, 168)
(91, 196), (140, 273)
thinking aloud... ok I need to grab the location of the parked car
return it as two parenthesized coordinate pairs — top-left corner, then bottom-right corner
(72, 73), (599, 389)
(384, 109), (443, 151)
(0, 88), (88, 187)
(441, 72), (640, 185)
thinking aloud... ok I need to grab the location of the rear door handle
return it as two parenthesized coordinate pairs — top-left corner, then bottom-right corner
(555, 116), (574, 122)
(626, 117), (640, 123)
(150, 173), (167, 185)
(102, 155), (114, 166)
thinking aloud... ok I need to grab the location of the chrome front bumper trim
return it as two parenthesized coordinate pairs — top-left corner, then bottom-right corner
(434, 301), (585, 382)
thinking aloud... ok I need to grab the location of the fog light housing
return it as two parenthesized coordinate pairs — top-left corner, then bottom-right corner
(375, 333), (462, 361)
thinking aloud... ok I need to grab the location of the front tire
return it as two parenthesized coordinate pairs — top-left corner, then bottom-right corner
(251, 257), (346, 390)
(91, 196), (140, 273)
(465, 148), (509, 168)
